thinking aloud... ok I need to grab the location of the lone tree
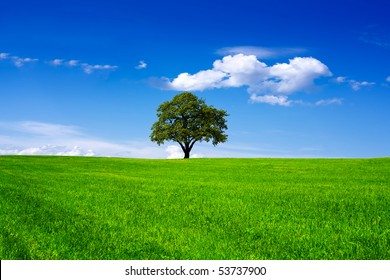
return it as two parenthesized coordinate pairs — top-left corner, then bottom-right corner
(150, 92), (228, 158)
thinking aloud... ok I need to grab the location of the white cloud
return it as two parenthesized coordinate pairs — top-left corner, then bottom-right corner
(47, 59), (81, 67)
(0, 120), (167, 158)
(0, 141), (163, 158)
(0, 52), (38, 67)
(216, 46), (306, 58)
(350, 81), (375, 90)
(48, 59), (64, 66)
(217, 46), (276, 58)
(0, 53), (9, 59)
(0, 121), (81, 137)
(81, 63), (118, 74)
(213, 54), (269, 88)
(336, 76), (375, 90)
(46, 56), (118, 74)
(191, 153), (204, 158)
(67, 60), (80, 67)
(315, 98), (343, 106)
(165, 54), (331, 101)
(164, 54), (331, 106)
(165, 145), (183, 159)
(249, 95), (342, 107)
(2, 52), (115, 74)
(11, 56), (38, 67)
(166, 54), (267, 91)
(250, 94), (292, 106)
(135, 60), (147, 69)
(0, 145), (95, 156)
(265, 57), (332, 94)
(359, 24), (390, 50)
(168, 70), (227, 91)
(336, 76), (347, 83)
(165, 145), (204, 159)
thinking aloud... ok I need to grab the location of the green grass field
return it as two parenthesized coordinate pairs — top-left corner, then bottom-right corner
(0, 156), (389, 260)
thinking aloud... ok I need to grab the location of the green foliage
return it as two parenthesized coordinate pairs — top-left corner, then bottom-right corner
(1, 156), (390, 259)
(150, 92), (228, 158)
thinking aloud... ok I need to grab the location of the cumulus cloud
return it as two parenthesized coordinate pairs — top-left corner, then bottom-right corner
(266, 57), (332, 94)
(213, 54), (269, 88)
(135, 60), (147, 69)
(163, 54), (332, 106)
(165, 54), (331, 95)
(168, 70), (227, 91)
(336, 76), (375, 90)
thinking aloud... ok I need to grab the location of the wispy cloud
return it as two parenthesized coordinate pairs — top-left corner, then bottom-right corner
(48, 58), (64, 66)
(0, 145), (95, 156)
(336, 76), (375, 90)
(67, 60), (80, 67)
(1, 52), (117, 74)
(135, 60), (147, 69)
(13, 57), (39, 67)
(0, 53), (9, 59)
(359, 24), (390, 49)
(216, 46), (306, 59)
(315, 98), (343, 106)
(386, 76), (390, 82)
(81, 63), (118, 74)
(12, 121), (81, 137)
(0, 52), (38, 67)
(47, 58), (117, 74)
(249, 95), (342, 107)
(250, 94), (292, 106)
(0, 120), (165, 158)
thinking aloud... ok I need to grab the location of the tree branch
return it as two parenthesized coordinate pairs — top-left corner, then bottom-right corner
(177, 141), (186, 153)
(189, 139), (197, 151)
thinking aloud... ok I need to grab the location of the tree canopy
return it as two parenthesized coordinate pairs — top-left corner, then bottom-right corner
(150, 92), (228, 158)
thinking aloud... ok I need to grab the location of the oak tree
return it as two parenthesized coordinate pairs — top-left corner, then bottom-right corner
(150, 92), (228, 158)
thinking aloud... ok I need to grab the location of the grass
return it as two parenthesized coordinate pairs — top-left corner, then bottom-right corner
(0, 156), (389, 260)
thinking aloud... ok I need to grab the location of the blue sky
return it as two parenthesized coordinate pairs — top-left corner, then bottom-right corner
(1, 0), (389, 158)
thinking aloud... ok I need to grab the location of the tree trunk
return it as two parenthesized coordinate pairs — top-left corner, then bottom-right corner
(183, 148), (190, 159)
(179, 141), (193, 159)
